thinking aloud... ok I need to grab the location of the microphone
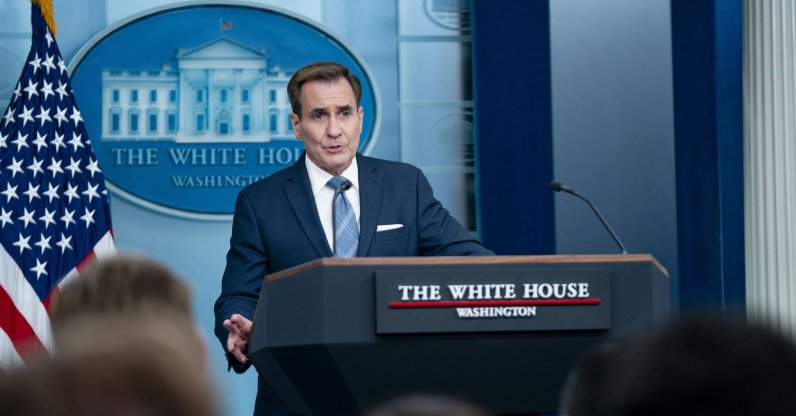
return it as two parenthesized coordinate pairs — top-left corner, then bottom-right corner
(549, 180), (628, 254)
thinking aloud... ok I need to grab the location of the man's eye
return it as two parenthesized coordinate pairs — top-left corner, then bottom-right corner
(312, 113), (325, 120)
(340, 111), (351, 118)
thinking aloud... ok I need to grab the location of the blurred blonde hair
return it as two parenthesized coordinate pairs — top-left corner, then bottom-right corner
(0, 316), (218, 416)
(50, 254), (205, 364)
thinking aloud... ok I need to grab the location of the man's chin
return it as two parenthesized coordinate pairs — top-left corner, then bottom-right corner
(329, 153), (352, 164)
(319, 156), (353, 175)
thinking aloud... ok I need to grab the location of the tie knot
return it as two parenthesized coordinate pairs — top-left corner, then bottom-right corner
(326, 176), (351, 191)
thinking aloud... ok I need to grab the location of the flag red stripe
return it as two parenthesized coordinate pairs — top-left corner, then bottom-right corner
(42, 286), (58, 311)
(0, 284), (48, 362)
(76, 250), (97, 272)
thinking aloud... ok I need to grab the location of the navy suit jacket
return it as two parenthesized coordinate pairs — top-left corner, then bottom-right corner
(214, 153), (493, 414)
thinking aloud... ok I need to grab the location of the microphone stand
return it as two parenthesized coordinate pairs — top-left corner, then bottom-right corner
(550, 181), (628, 254)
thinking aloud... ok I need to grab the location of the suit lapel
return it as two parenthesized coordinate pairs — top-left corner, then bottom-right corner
(357, 155), (383, 257)
(284, 156), (334, 258)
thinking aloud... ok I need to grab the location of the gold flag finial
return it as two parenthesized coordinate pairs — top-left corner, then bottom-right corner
(31, 0), (57, 37)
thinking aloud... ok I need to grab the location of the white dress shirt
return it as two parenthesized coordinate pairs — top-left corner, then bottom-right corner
(305, 155), (361, 252)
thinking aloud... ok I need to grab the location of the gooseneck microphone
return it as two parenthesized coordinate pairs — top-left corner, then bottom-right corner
(550, 180), (628, 254)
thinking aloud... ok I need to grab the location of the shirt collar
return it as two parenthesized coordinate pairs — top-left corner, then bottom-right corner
(305, 154), (359, 197)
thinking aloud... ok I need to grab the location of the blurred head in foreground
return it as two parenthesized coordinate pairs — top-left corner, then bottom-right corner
(49, 254), (205, 362)
(612, 314), (796, 416)
(0, 317), (218, 416)
(0, 255), (217, 415)
(364, 394), (490, 416)
(558, 339), (634, 416)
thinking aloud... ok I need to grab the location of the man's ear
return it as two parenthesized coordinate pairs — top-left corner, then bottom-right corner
(290, 112), (301, 139)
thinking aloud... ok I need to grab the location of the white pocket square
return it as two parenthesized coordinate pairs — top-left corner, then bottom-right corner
(376, 224), (403, 232)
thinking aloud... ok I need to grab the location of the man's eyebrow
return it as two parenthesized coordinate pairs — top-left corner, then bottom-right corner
(308, 104), (353, 114)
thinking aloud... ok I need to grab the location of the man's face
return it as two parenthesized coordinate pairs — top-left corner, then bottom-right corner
(291, 77), (363, 176)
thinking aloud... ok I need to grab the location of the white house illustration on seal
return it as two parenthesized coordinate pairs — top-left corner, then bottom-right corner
(101, 37), (294, 143)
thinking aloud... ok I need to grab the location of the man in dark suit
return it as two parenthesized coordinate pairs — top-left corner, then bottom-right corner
(214, 61), (493, 415)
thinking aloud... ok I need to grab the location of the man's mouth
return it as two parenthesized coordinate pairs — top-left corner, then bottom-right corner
(325, 144), (347, 153)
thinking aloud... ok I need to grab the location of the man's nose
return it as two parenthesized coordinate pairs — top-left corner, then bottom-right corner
(326, 116), (342, 137)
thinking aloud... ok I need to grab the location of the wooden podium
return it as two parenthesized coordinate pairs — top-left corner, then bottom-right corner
(248, 255), (669, 415)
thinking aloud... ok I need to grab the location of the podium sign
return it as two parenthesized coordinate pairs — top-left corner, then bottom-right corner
(249, 255), (669, 415)
(375, 268), (611, 334)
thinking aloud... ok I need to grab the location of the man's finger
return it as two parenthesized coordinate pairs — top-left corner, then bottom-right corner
(232, 348), (248, 363)
(229, 315), (253, 335)
(227, 332), (238, 353)
(230, 314), (251, 326)
(240, 318), (253, 332)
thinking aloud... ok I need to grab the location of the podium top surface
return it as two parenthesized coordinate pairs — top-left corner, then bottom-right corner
(266, 254), (668, 282)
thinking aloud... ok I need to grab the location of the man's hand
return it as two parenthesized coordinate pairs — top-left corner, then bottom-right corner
(223, 314), (253, 364)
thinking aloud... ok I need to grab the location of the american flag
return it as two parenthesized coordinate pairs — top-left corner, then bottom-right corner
(0, 2), (115, 370)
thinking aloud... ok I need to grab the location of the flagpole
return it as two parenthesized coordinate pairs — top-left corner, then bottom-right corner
(31, 0), (57, 36)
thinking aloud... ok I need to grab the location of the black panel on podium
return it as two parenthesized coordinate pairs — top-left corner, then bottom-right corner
(248, 255), (669, 415)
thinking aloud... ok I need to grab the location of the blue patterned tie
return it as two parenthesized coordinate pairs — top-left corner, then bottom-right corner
(327, 176), (358, 258)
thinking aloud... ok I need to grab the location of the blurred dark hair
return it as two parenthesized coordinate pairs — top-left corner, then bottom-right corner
(614, 313), (796, 416)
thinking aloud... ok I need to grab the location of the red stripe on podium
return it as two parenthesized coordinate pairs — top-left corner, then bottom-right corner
(389, 298), (601, 308)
